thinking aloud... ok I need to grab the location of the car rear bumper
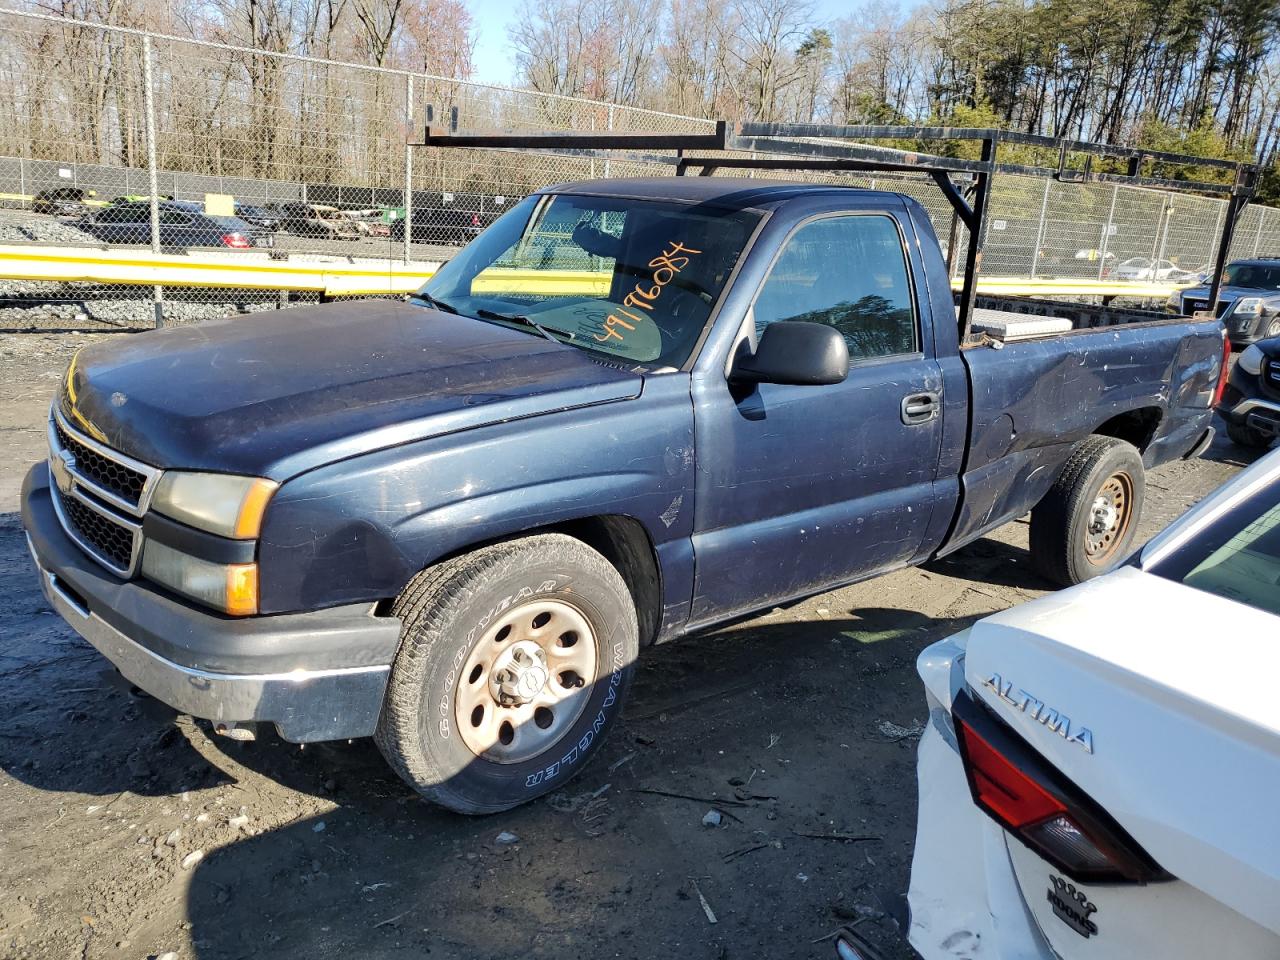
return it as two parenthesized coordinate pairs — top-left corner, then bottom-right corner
(21, 464), (399, 742)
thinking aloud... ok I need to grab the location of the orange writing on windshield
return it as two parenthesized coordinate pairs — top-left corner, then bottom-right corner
(595, 240), (703, 344)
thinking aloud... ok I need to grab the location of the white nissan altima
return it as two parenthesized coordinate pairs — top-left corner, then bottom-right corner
(901, 446), (1280, 959)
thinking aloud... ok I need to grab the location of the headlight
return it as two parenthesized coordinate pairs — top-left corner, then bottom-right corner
(1234, 297), (1265, 315)
(141, 539), (258, 616)
(151, 472), (277, 539)
(1238, 343), (1265, 375)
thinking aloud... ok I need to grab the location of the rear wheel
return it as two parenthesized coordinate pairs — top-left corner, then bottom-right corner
(1227, 419), (1272, 449)
(1030, 435), (1146, 587)
(375, 534), (638, 814)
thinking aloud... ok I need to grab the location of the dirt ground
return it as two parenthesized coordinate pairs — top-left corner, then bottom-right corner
(0, 330), (1263, 960)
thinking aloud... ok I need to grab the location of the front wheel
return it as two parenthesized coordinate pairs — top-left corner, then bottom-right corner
(1227, 419), (1272, 449)
(1029, 435), (1146, 587)
(375, 534), (638, 814)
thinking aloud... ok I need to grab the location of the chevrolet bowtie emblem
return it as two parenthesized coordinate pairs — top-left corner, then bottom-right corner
(52, 448), (77, 495)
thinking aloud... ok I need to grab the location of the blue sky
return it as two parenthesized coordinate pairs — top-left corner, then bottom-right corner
(467, 0), (858, 86)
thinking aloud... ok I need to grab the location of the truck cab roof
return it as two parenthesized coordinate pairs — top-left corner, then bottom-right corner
(540, 176), (884, 210)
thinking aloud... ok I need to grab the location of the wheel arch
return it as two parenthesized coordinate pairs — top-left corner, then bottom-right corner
(1093, 406), (1163, 453)
(379, 514), (665, 647)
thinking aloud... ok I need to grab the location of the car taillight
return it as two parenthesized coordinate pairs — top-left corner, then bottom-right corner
(221, 233), (250, 248)
(471, 213), (481, 227)
(1212, 331), (1232, 408)
(952, 693), (1170, 884)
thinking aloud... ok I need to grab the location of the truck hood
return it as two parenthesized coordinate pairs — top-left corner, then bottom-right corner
(964, 567), (1280, 935)
(59, 300), (642, 479)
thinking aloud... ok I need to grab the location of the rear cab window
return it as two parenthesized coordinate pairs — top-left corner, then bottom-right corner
(1145, 481), (1280, 616)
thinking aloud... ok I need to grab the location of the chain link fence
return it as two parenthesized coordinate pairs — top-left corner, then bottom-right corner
(2, 5), (1278, 331)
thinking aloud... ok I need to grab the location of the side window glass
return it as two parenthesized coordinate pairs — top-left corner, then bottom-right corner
(753, 214), (918, 360)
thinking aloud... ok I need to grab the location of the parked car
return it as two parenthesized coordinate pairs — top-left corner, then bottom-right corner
(274, 202), (363, 240)
(1113, 256), (1181, 281)
(904, 445), (1280, 960)
(22, 177), (1227, 815)
(234, 203), (282, 232)
(1168, 258), (1280, 346)
(79, 200), (271, 248)
(1217, 333), (1280, 447)
(32, 187), (99, 216)
(389, 206), (493, 246)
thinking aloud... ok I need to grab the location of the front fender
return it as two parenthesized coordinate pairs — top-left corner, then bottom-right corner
(257, 375), (696, 620)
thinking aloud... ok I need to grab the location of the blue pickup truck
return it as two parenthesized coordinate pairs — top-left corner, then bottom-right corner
(22, 176), (1228, 812)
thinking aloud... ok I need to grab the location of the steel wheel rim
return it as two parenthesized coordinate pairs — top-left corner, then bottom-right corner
(1084, 471), (1133, 564)
(454, 598), (598, 764)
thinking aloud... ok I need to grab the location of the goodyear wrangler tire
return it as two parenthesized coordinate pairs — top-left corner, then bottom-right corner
(374, 534), (638, 815)
(1029, 435), (1146, 588)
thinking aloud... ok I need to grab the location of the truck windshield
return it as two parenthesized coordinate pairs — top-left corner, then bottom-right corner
(1146, 481), (1280, 616)
(1223, 263), (1280, 289)
(416, 193), (761, 368)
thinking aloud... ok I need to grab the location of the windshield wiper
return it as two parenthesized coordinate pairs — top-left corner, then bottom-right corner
(474, 308), (571, 344)
(411, 291), (461, 315)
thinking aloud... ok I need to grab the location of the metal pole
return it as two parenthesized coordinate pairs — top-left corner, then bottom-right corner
(604, 105), (614, 178)
(1156, 200), (1173, 265)
(1097, 184), (1117, 281)
(1148, 196), (1165, 266)
(1208, 202), (1223, 273)
(956, 136), (996, 341)
(1030, 177), (1051, 279)
(1251, 204), (1265, 257)
(1208, 176), (1253, 310)
(142, 34), (163, 329)
(403, 74), (413, 265)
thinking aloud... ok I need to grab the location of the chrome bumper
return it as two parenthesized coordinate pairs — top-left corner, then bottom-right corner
(27, 533), (390, 743)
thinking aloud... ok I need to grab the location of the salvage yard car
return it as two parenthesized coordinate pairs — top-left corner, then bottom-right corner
(1168, 257), (1280, 346)
(906, 446), (1280, 959)
(21, 148), (1232, 813)
(1218, 334), (1280, 447)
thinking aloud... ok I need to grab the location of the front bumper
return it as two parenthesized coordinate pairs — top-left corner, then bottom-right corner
(1223, 398), (1280, 437)
(21, 463), (401, 742)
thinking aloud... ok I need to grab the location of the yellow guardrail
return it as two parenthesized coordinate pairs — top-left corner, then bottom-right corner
(964, 276), (1194, 298)
(0, 244), (1198, 300)
(0, 245), (440, 296)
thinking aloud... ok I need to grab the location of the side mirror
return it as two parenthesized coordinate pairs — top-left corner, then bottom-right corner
(731, 321), (849, 386)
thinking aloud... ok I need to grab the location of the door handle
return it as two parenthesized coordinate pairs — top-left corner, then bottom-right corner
(901, 391), (940, 425)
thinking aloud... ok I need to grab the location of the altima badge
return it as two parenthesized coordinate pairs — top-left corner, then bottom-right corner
(983, 673), (1094, 753)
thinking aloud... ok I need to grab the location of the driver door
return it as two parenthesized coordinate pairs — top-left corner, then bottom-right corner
(688, 208), (946, 625)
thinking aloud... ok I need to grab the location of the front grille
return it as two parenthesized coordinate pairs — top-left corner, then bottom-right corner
(54, 418), (146, 507)
(48, 405), (158, 578)
(59, 491), (135, 571)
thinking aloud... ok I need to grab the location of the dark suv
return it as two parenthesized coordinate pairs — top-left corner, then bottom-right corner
(1219, 336), (1280, 448)
(1168, 258), (1280, 346)
(80, 201), (272, 248)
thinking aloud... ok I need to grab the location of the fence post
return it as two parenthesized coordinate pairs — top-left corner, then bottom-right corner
(1030, 177), (1051, 279)
(1148, 196), (1166, 266)
(1098, 184), (1118, 280)
(604, 105), (614, 178)
(1208, 202), (1223, 269)
(142, 34), (163, 329)
(1251, 205), (1265, 257)
(403, 74), (414, 266)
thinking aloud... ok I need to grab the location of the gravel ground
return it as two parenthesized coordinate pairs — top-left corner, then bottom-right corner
(0, 329), (1267, 960)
